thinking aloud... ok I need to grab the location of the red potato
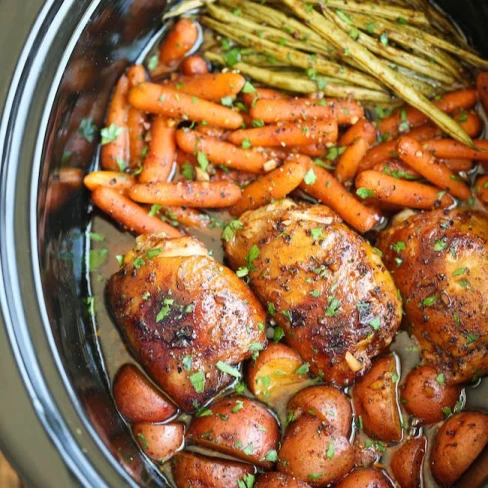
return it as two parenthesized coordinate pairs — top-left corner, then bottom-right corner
(132, 422), (184, 462)
(113, 364), (177, 423)
(247, 343), (310, 405)
(390, 437), (426, 488)
(352, 355), (402, 443)
(278, 414), (354, 487)
(256, 472), (312, 488)
(335, 468), (394, 488)
(159, 18), (198, 68)
(179, 55), (209, 76)
(164, 73), (246, 102)
(186, 396), (280, 468)
(400, 365), (462, 424)
(287, 386), (352, 438)
(171, 451), (254, 488)
(431, 411), (488, 486)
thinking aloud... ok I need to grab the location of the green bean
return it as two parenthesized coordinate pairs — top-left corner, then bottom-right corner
(303, 0), (430, 27)
(205, 51), (393, 101)
(281, 0), (473, 146)
(162, 0), (205, 19)
(326, 9), (455, 85)
(201, 16), (386, 91)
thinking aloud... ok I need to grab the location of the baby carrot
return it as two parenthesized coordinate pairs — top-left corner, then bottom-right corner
(228, 120), (338, 147)
(101, 74), (130, 171)
(422, 139), (488, 160)
(130, 181), (242, 208)
(179, 55), (209, 76)
(230, 160), (307, 216)
(91, 186), (182, 236)
(359, 124), (441, 171)
(334, 137), (370, 183)
(453, 110), (483, 138)
(295, 155), (380, 233)
(372, 160), (421, 180)
(288, 143), (327, 157)
(139, 116), (176, 184)
(157, 206), (211, 228)
(339, 118), (376, 146)
(159, 18), (198, 68)
(475, 174), (488, 207)
(378, 89), (478, 138)
(129, 83), (244, 129)
(127, 65), (148, 169)
(163, 73), (246, 102)
(397, 136), (472, 201)
(476, 72), (488, 115)
(440, 159), (473, 172)
(84, 171), (136, 194)
(355, 171), (453, 209)
(176, 129), (267, 173)
(250, 98), (364, 124)
(242, 87), (289, 108)
(194, 123), (227, 139)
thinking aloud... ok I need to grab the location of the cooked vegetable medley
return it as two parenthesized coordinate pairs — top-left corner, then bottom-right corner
(81, 0), (488, 486)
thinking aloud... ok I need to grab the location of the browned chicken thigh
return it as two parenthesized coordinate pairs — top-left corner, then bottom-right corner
(107, 235), (267, 411)
(224, 200), (402, 386)
(377, 209), (488, 384)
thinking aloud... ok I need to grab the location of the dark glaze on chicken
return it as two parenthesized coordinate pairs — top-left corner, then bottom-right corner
(224, 199), (402, 386)
(107, 235), (267, 411)
(377, 209), (488, 384)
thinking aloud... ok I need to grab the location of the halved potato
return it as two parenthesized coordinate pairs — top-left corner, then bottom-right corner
(113, 364), (177, 423)
(431, 411), (488, 486)
(287, 386), (352, 437)
(335, 468), (394, 487)
(390, 437), (426, 488)
(352, 355), (402, 443)
(132, 422), (184, 462)
(255, 472), (312, 487)
(186, 395), (280, 468)
(400, 365), (461, 424)
(278, 414), (354, 487)
(171, 451), (254, 488)
(247, 343), (310, 406)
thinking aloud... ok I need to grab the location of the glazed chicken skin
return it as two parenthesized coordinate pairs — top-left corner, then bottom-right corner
(224, 200), (402, 386)
(377, 209), (488, 384)
(107, 235), (267, 411)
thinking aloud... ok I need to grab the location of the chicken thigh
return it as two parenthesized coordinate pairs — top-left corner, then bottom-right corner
(377, 209), (488, 384)
(224, 199), (402, 386)
(107, 235), (267, 411)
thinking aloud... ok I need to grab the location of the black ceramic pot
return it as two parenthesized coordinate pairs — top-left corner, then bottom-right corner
(0, 1), (487, 487)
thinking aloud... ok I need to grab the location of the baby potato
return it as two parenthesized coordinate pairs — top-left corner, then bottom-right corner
(431, 411), (488, 486)
(248, 343), (310, 405)
(400, 365), (462, 424)
(171, 451), (254, 488)
(113, 364), (177, 423)
(256, 472), (312, 487)
(287, 386), (352, 437)
(390, 437), (426, 488)
(132, 422), (184, 462)
(186, 396), (280, 468)
(278, 414), (354, 486)
(352, 355), (402, 443)
(335, 468), (394, 487)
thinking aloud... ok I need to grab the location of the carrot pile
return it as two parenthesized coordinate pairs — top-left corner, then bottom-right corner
(84, 17), (488, 238)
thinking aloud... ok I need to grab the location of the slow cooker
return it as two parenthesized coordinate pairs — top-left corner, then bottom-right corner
(0, 1), (487, 486)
